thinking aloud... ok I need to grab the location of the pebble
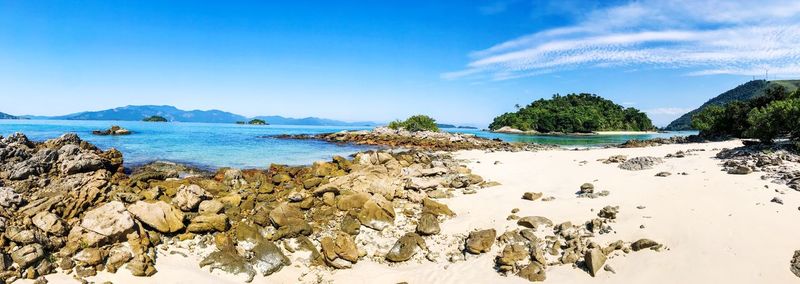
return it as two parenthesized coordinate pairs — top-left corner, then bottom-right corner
(771, 197), (784, 205)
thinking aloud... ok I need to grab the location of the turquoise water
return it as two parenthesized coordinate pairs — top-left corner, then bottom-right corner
(0, 120), (696, 169)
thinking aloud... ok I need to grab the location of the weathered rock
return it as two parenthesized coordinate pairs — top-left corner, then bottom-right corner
(73, 248), (107, 266)
(385, 233), (427, 262)
(466, 229), (496, 254)
(619, 156), (663, 171)
(517, 216), (553, 230)
(597, 206), (619, 219)
(105, 245), (133, 273)
(60, 153), (105, 175)
(655, 171), (672, 177)
(235, 223), (291, 277)
(337, 192), (371, 211)
(790, 250), (800, 278)
(728, 165), (753, 175)
(187, 214), (229, 233)
(11, 244), (44, 269)
(341, 213), (361, 235)
(0, 187), (22, 207)
(73, 201), (135, 247)
(631, 239), (660, 251)
(198, 200), (225, 215)
(584, 248), (606, 277)
(127, 201), (185, 233)
(421, 198), (455, 217)
(32, 211), (67, 235)
(269, 203), (305, 227)
(172, 184), (210, 211)
(580, 183), (594, 194)
(416, 212), (440, 235)
(517, 262), (546, 282)
(522, 192), (543, 201)
(320, 232), (359, 268)
(496, 244), (528, 271)
(357, 197), (395, 230)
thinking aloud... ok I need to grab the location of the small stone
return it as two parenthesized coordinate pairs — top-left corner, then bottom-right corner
(655, 172), (671, 177)
(631, 239), (660, 251)
(517, 216), (553, 230)
(579, 183), (594, 194)
(597, 206), (619, 219)
(604, 264), (616, 274)
(771, 197), (784, 205)
(522, 192), (543, 201)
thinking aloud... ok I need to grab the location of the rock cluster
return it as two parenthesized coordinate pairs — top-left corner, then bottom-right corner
(716, 144), (800, 190)
(619, 135), (707, 148)
(618, 156), (663, 171)
(492, 208), (662, 282)
(92, 125), (131, 136)
(0, 132), (499, 283)
(275, 127), (555, 152)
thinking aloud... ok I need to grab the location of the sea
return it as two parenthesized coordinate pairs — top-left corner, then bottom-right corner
(0, 120), (696, 169)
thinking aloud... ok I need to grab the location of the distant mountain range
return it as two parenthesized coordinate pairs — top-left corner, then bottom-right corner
(665, 80), (800, 130)
(0, 112), (20, 119)
(8, 105), (379, 126)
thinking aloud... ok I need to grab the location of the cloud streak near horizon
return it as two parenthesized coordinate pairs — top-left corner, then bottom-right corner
(445, 0), (800, 81)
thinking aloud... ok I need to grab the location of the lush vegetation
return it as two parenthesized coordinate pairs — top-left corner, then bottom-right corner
(388, 115), (439, 132)
(691, 85), (800, 142)
(666, 80), (800, 130)
(142, 115), (168, 122)
(248, 119), (268, 125)
(489, 93), (655, 133)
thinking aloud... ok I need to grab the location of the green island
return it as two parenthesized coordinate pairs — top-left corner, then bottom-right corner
(388, 115), (439, 132)
(239, 118), (268, 125)
(489, 93), (655, 134)
(142, 115), (168, 122)
(692, 85), (800, 143)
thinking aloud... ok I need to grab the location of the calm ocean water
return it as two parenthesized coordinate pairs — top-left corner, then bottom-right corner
(0, 120), (696, 169)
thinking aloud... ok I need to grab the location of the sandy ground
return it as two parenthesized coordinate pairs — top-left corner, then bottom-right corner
(19, 140), (800, 283)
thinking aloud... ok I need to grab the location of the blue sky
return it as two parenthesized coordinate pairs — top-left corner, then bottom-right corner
(2, 0), (799, 127)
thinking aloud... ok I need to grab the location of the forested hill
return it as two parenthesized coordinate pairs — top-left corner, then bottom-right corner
(665, 80), (800, 130)
(489, 93), (655, 133)
(0, 112), (19, 119)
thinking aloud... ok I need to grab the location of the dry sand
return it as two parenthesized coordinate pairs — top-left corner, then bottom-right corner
(20, 140), (799, 283)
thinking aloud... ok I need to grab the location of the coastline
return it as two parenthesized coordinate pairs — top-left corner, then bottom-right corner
(14, 139), (798, 283)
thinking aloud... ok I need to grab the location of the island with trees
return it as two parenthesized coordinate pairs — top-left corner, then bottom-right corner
(388, 115), (439, 132)
(142, 115), (168, 122)
(488, 93), (655, 134)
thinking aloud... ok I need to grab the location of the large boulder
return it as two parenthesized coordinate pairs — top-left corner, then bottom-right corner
(32, 211), (67, 235)
(71, 201), (135, 247)
(320, 232), (359, 269)
(127, 201), (185, 233)
(187, 214), (229, 233)
(517, 216), (553, 230)
(172, 184), (210, 211)
(269, 203), (305, 227)
(618, 156), (663, 171)
(60, 153), (105, 175)
(357, 196), (395, 230)
(11, 243), (44, 269)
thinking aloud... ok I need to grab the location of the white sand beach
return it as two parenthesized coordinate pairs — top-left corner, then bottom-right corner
(18, 140), (799, 284)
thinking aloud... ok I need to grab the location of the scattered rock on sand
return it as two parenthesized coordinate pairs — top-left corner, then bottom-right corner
(385, 233), (427, 262)
(416, 213), (441, 235)
(517, 216), (554, 230)
(584, 248), (606, 277)
(790, 250), (800, 278)
(655, 171), (672, 177)
(522, 192), (543, 201)
(580, 183), (595, 194)
(772, 197), (784, 205)
(619, 156), (663, 171)
(631, 239), (660, 251)
(597, 206), (619, 219)
(466, 229), (496, 254)
(728, 165), (753, 175)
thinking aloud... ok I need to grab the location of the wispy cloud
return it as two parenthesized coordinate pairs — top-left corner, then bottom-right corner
(446, 0), (800, 80)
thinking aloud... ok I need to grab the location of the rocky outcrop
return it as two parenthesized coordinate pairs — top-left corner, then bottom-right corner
(127, 201), (185, 233)
(92, 125), (131, 136)
(275, 127), (555, 152)
(619, 156), (663, 171)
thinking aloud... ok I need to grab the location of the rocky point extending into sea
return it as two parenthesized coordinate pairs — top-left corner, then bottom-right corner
(275, 127), (555, 152)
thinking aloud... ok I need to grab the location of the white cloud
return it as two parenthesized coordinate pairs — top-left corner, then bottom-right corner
(446, 0), (800, 80)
